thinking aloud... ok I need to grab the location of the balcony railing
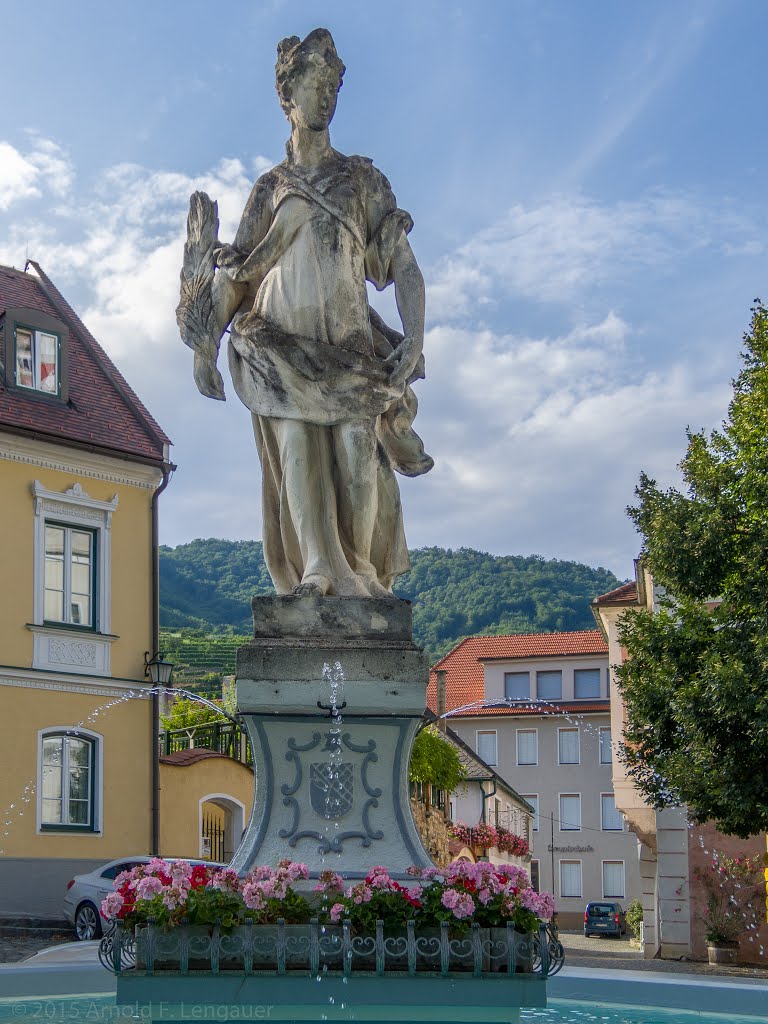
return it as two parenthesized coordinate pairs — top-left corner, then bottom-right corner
(161, 721), (253, 768)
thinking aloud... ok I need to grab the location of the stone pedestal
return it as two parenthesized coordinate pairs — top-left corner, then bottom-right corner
(231, 595), (433, 878)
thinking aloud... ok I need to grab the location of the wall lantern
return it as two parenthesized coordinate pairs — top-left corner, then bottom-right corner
(144, 651), (174, 686)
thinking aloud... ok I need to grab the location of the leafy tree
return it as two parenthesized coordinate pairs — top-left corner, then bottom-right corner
(409, 726), (467, 791)
(160, 696), (225, 731)
(617, 301), (768, 837)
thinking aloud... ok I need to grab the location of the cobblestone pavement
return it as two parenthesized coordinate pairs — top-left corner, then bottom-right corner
(559, 931), (768, 979)
(0, 932), (75, 964)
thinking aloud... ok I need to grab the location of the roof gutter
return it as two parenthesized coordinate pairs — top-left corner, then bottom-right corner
(150, 463), (173, 856)
(0, 421), (173, 471)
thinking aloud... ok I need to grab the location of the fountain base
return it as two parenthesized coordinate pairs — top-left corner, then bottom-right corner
(231, 595), (433, 877)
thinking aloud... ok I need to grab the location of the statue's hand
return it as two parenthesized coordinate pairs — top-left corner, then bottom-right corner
(214, 243), (247, 279)
(193, 352), (226, 401)
(385, 335), (422, 391)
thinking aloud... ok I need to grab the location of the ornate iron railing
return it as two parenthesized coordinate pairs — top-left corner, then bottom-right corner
(161, 721), (252, 767)
(99, 918), (563, 978)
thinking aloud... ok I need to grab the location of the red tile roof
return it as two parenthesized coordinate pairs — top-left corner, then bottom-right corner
(427, 630), (609, 717)
(0, 263), (170, 463)
(593, 581), (638, 605)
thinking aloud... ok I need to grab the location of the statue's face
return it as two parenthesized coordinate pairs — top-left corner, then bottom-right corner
(289, 59), (339, 131)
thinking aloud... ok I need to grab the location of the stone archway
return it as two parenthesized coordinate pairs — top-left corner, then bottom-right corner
(198, 794), (246, 863)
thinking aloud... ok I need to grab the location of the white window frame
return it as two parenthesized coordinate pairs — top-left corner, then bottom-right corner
(601, 792), (624, 831)
(599, 726), (612, 764)
(521, 794), (539, 831)
(516, 728), (538, 765)
(14, 324), (60, 395)
(31, 481), (118, 676)
(559, 859), (582, 898)
(476, 729), (498, 766)
(559, 792), (581, 831)
(558, 727), (580, 765)
(602, 860), (625, 899)
(37, 726), (103, 835)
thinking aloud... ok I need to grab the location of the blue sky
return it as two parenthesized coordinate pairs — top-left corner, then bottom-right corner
(2, 0), (767, 580)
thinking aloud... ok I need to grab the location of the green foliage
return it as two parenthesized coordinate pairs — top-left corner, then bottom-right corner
(160, 539), (274, 634)
(625, 899), (643, 939)
(159, 631), (245, 694)
(160, 542), (621, 665)
(618, 301), (768, 837)
(159, 696), (224, 731)
(409, 726), (467, 791)
(397, 547), (620, 661)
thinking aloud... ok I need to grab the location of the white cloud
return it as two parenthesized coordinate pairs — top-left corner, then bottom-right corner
(406, 318), (729, 574)
(0, 138), (73, 211)
(0, 143), (745, 573)
(429, 193), (764, 315)
(0, 143), (40, 210)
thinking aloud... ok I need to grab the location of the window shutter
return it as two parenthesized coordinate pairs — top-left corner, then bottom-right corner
(601, 793), (624, 830)
(599, 728), (612, 764)
(517, 730), (537, 764)
(477, 731), (497, 765)
(560, 794), (581, 830)
(558, 728), (579, 763)
(560, 860), (582, 897)
(603, 861), (625, 898)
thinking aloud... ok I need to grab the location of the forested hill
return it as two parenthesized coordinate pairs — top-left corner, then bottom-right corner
(160, 540), (622, 663)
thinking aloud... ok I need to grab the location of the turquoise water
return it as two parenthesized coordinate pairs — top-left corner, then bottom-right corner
(0, 997), (766, 1024)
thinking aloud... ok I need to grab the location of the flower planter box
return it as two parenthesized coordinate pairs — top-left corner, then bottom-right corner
(707, 942), (739, 965)
(127, 921), (538, 975)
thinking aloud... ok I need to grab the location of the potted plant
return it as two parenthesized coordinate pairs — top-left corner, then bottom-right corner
(693, 853), (764, 965)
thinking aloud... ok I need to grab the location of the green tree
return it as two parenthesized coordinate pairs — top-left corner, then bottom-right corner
(409, 726), (467, 791)
(160, 696), (225, 731)
(617, 301), (768, 837)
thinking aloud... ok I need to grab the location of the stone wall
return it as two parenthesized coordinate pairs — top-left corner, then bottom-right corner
(410, 798), (452, 867)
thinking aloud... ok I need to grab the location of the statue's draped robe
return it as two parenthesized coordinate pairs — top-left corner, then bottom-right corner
(226, 155), (431, 593)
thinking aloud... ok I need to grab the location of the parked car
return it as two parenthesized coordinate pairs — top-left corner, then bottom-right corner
(63, 856), (226, 940)
(584, 901), (627, 937)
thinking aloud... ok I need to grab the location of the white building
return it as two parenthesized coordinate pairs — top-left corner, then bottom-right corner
(429, 631), (641, 927)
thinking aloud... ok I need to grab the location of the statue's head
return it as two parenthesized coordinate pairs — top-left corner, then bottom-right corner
(276, 28), (345, 132)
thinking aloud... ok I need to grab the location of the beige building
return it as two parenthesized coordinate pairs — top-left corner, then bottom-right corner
(592, 568), (768, 962)
(0, 263), (173, 919)
(428, 631), (641, 927)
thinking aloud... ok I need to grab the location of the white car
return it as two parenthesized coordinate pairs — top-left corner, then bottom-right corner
(63, 856), (226, 940)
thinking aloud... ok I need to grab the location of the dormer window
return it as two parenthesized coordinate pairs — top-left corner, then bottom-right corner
(2, 305), (67, 401)
(15, 323), (60, 395)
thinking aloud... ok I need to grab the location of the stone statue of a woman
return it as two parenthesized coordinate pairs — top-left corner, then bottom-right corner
(177, 28), (432, 599)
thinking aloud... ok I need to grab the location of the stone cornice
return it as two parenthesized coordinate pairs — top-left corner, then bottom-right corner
(0, 434), (162, 490)
(0, 666), (151, 698)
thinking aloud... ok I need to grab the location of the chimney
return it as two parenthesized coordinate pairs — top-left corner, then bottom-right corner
(436, 670), (447, 731)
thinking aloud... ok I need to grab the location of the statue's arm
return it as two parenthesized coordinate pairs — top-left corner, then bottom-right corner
(385, 235), (425, 391)
(220, 208), (299, 285)
(210, 177), (276, 336)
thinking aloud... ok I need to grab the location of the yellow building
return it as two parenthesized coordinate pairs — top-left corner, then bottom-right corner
(159, 751), (254, 863)
(0, 262), (173, 920)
